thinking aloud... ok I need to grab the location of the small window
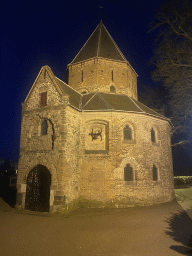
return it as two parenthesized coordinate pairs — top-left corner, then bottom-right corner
(81, 71), (83, 82)
(111, 70), (114, 81)
(152, 164), (158, 181)
(41, 120), (48, 136)
(124, 164), (133, 181)
(151, 128), (156, 142)
(81, 91), (87, 94)
(110, 85), (116, 93)
(124, 125), (132, 140)
(41, 92), (47, 106)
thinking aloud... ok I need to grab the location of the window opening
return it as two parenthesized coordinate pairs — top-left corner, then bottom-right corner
(124, 125), (132, 140)
(124, 164), (133, 181)
(81, 71), (83, 82)
(153, 164), (158, 181)
(151, 128), (156, 142)
(110, 85), (116, 93)
(111, 70), (113, 81)
(41, 120), (48, 136)
(41, 92), (47, 106)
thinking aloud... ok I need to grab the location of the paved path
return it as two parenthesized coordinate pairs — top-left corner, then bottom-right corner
(0, 201), (192, 256)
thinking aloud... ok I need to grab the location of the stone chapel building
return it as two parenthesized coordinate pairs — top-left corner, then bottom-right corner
(16, 21), (175, 212)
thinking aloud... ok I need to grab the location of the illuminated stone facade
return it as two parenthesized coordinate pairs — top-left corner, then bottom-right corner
(16, 22), (175, 212)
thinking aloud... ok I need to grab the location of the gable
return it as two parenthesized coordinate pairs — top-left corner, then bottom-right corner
(24, 66), (64, 111)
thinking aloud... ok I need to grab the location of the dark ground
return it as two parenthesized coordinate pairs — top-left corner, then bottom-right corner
(0, 200), (192, 256)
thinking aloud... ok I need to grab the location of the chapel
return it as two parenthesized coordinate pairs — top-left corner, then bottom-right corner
(16, 21), (175, 212)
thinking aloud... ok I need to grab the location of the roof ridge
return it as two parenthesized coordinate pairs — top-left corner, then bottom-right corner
(97, 22), (102, 57)
(70, 23), (100, 64)
(82, 92), (97, 108)
(131, 97), (166, 118)
(55, 77), (82, 96)
(97, 93), (114, 109)
(102, 23), (127, 62)
(126, 95), (144, 112)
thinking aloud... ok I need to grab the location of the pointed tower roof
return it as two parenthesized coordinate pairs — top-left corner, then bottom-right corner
(70, 21), (127, 64)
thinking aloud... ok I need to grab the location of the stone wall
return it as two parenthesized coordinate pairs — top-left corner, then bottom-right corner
(16, 67), (77, 211)
(16, 65), (174, 211)
(68, 58), (138, 100)
(78, 111), (175, 206)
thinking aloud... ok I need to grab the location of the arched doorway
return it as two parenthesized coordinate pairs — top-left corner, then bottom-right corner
(25, 165), (51, 212)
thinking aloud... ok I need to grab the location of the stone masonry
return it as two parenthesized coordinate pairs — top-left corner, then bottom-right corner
(16, 21), (175, 212)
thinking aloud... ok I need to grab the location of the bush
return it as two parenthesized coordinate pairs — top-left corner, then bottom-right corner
(174, 176), (192, 188)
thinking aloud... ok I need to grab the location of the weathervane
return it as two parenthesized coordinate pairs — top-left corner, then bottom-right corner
(99, 6), (103, 21)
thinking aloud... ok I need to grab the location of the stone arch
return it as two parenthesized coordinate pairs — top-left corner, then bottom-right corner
(120, 157), (139, 181)
(113, 157), (139, 181)
(25, 165), (51, 212)
(120, 120), (136, 142)
(149, 124), (159, 143)
(124, 163), (134, 181)
(123, 124), (132, 140)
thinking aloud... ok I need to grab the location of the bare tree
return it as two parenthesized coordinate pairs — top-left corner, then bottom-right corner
(150, 0), (192, 145)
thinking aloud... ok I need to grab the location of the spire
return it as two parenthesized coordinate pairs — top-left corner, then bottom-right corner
(70, 21), (127, 64)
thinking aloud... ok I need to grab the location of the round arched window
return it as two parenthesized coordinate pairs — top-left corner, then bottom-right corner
(124, 125), (132, 140)
(124, 164), (133, 181)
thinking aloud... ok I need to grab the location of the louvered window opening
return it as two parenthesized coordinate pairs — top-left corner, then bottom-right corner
(41, 92), (47, 106)
(153, 164), (158, 181)
(124, 125), (132, 140)
(151, 128), (156, 142)
(124, 164), (133, 181)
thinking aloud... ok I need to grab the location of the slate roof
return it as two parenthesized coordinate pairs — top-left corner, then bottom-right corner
(55, 77), (82, 109)
(81, 92), (166, 120)
(53, 76), (169, 122)
(70, 21), (127, 64)
(29, 66), (169, 123)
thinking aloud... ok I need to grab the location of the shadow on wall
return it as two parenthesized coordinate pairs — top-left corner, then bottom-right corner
(165, 210), (192, 255)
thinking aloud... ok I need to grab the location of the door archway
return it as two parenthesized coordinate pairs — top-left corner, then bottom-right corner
(25, 165), (51, 212)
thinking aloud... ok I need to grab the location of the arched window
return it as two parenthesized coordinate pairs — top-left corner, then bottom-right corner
(124, 164), (133, 181)
(151, 128), (156, 142)
(110, 85), (116, 93)
(124, 125), (132, 140)
(41, 120), (48, 136)
(152, 164), (158, 181)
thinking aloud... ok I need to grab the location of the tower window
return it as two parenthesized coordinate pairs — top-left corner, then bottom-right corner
(110, 85), (116, 93)
(111, 70), (113, 81)
(151, 128), (156, 142)
(152, 164), (158, 181)
(81, 71), (83, 82)
(41, 120), (48, 136)
(40, 92), (47, 106)
(124, 125), (132, 140)
(124, 164), (133, 181)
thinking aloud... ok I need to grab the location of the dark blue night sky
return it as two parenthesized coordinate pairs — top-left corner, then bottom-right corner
(2, 0), (190, 175)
